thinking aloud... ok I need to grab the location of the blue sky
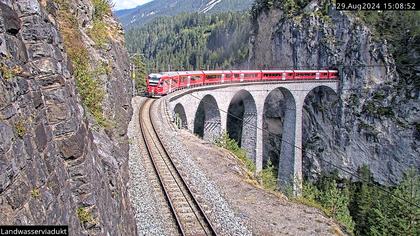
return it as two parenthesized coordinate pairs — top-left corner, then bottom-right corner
(113, 0), (153, 10)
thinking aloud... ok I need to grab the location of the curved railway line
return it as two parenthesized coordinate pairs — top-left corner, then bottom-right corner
(139, 99), (217, 236)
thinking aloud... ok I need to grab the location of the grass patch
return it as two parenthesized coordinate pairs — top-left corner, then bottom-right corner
(31, 188), (41, 199)
(215, 131), (256, 173)
(77, 207), (94, 224)
(88, 20), (109, 48)
(15, 120), (26, 138)
(0, 64), (21, 80)
(0, 63), (14, 80)
(215, 131), (279, 191)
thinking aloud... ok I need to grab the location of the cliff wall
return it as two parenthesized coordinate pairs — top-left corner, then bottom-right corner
(250, 1), (419, 184)
(0, 0), (136, 234)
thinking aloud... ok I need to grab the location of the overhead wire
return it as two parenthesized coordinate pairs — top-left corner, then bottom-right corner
(183, 92), (420, 209)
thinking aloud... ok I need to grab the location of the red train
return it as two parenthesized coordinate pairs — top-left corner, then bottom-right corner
(146, 70), (338, 97)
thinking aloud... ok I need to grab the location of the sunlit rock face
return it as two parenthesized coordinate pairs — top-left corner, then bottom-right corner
(250, 4), (419, 184)
(0, 1), (136, 235)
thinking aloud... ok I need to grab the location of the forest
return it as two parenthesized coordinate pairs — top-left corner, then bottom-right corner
(125, 12), (251, 73)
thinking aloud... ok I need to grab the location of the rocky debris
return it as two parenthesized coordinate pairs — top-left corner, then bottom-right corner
(152, 98), (252, 235)
(250, 3), (419, 184)
(0, 0), (136, 235)
(127, 97), (167, 235)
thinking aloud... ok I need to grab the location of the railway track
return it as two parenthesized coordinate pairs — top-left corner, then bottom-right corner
(139, 99), (217, 236)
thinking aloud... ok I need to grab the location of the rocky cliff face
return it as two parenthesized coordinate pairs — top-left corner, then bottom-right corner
(250, 1), (419, 184)
(0, 0), (136, 235)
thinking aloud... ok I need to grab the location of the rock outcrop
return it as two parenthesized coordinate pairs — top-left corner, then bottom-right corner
(0, 0), (136, 235)
(250, 1), (419, 184)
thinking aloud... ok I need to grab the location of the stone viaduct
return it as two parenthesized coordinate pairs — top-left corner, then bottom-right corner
(166, 81), (338, 193)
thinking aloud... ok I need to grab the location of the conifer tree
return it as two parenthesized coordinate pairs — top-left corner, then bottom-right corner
(131, 54), (147, 94)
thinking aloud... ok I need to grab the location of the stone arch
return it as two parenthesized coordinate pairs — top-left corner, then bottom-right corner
(302, 85), (339, 180)
(193, 94), (221, 141)
(226, 90), (258, 162)
(174, 103), (188, 129)
(263, 87), (296, 190)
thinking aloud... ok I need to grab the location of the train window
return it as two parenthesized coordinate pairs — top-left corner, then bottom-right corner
(266, 73), (280, 77)
(148, 75), (160, 86)
(207, 75), (220, 80)
(190, 75), (202, 81)
(244, 74), (257, 78)
(298, 73), (315, 77)
(225, 74), (232, 79)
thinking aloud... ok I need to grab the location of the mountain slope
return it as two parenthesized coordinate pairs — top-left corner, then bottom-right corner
(115, 0), (254, 28)
(126, 12), (251, 71)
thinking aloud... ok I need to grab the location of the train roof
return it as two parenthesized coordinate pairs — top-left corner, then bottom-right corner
(150, 69), (338, 77)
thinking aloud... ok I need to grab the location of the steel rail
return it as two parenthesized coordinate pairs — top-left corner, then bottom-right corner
(139, 99), (217, 236)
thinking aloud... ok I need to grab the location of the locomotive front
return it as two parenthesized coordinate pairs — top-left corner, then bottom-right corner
(146, 73), (164, 97)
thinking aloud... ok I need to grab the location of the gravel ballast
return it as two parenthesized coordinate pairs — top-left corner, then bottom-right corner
(127, 97), (167, 235)
(151, 99), (252, 235)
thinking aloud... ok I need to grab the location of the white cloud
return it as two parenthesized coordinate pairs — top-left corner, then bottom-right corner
(113, 0), (153, 10)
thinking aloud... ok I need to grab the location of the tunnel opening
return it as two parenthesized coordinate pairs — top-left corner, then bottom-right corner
(193, 95), (221, 141)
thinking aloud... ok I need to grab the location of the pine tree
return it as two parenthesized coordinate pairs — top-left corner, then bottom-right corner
(387, 169), (420, 235)
(132, 54), (147, 94)
(350, 165), (375, 235)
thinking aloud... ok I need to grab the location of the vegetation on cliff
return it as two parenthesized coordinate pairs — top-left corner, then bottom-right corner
(53, 0), (113, 126)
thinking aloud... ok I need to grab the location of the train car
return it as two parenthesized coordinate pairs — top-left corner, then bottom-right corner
(203, 70), (231, 85)
(261, 70), (294, 81)
(146, 69), (339, 97)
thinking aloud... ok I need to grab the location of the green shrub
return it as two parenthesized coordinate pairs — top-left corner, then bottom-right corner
(215, 131), (256, 173)
(77, 207), (94, 224)
(15, 120), (26, 138)
(31, 188), (41, 199)
(88, 20), (109, 48)
(0, 63), (14, 80)
(0, 63), (22, 80)
(72, 48), (108, 127)
(92, 0), (112, 20)
(258, 161), (277, 191)
(295, 173), (356, 233)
